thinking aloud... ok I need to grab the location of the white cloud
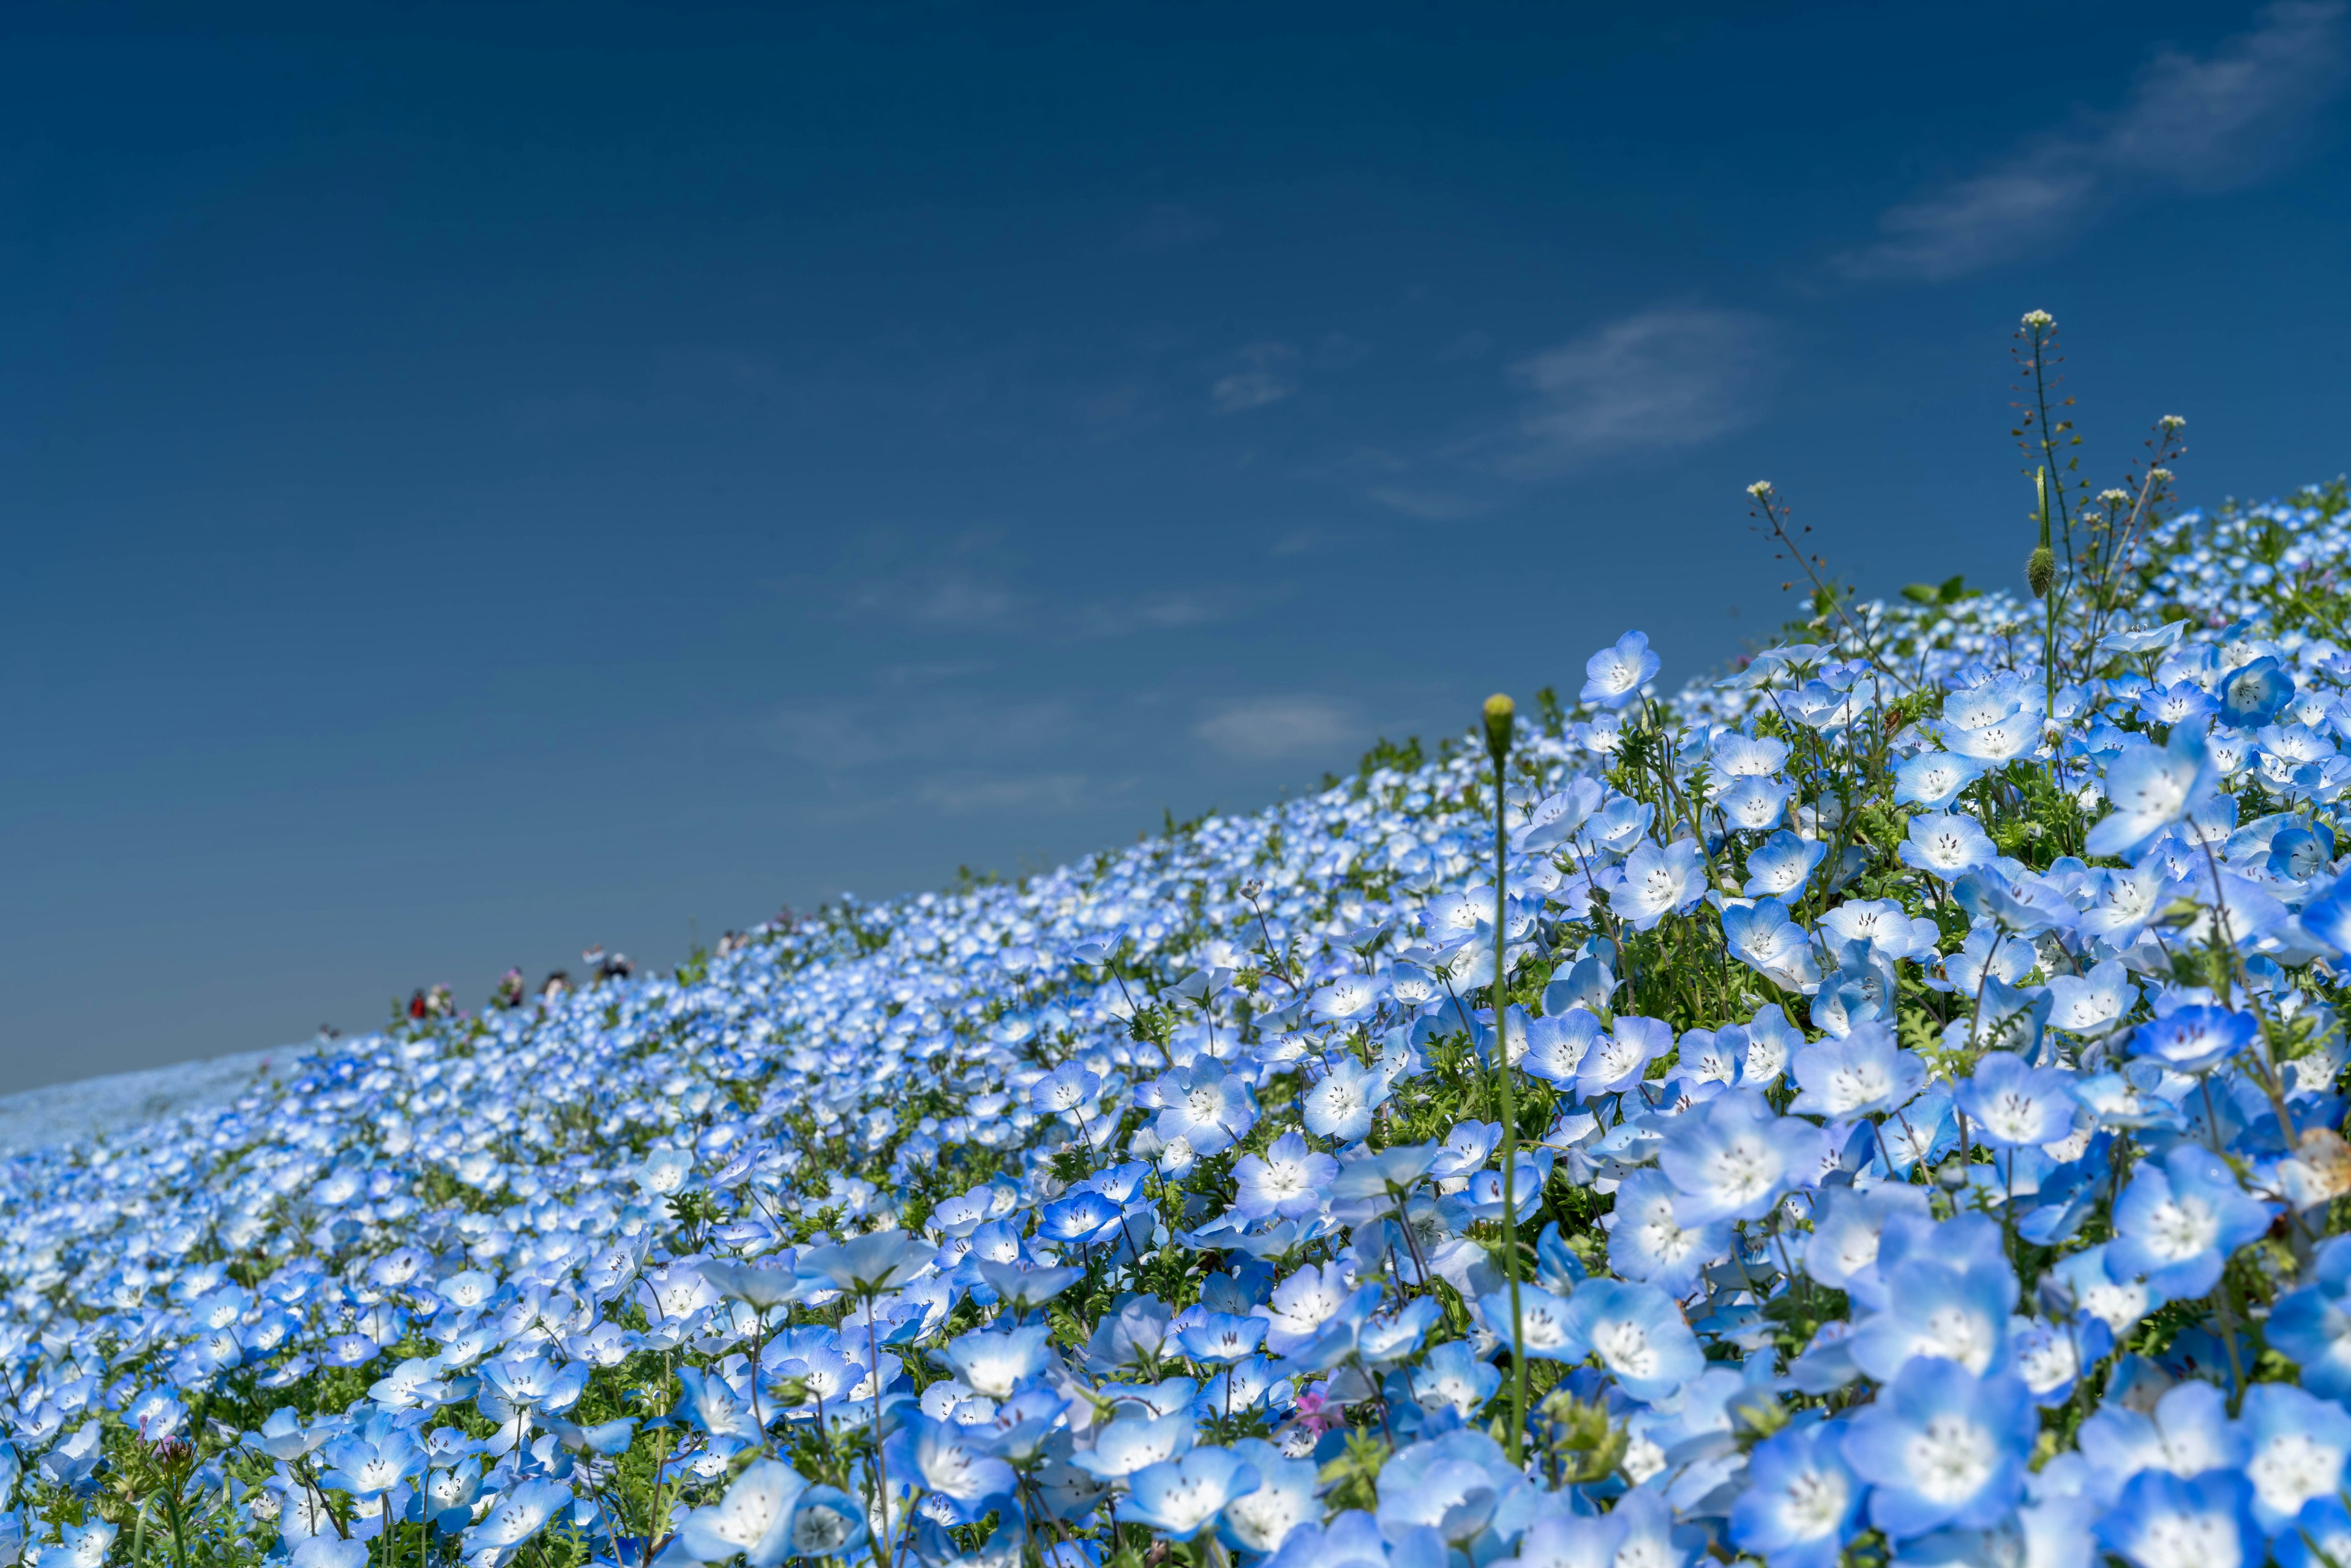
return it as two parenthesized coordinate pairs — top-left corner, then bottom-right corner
(1498, 308), (1780, 475)
(1365, 486), (1483, 521)
(1840, 1), (2347, 281)
(1212, 343), (1300, 413)
(1194, 696), (1355, 760)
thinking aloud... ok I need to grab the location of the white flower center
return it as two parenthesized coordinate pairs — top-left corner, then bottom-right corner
(1904, 1414), (1997, 1502)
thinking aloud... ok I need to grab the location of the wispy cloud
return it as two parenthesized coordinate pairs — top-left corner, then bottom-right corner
(1076, 588), (1263, 639)
(1494, 308), (1780, 476)
(1839, 1), (2347, 282)
(916, 772), (1094, 815)
(1194, 696), (1355, 760)
(1364, 486), (1483, 521)
(1212, 342), (1301, 413)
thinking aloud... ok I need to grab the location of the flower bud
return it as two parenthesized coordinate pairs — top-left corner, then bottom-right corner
(1483, 694), (1515, 762)
(2027, 546), (2055, 599)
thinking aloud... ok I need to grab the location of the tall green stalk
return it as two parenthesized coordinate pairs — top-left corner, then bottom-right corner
(1482, 693), (1528, 1465)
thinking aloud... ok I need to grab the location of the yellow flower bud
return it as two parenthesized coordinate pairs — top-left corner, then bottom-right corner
(1482, 693), (1515, 761)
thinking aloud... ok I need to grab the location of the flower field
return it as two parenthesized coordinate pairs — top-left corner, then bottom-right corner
(13, 326), (2351, 1568)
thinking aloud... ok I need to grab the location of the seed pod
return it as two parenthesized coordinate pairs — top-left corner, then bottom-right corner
(2027, 545), (2055, 599)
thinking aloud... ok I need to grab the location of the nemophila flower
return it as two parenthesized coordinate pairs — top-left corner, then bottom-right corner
(786, 1486), (868, 1559)
(1789, 1026), (1925, 1119)
(943, 1324), (1052, 1398)
(1609, 837), (1709, 929)
(2097, 1470), (2259, 1568)
(1816, 898), (1938, 963)
(1562, 1278), (1703, 1401)
(1719, 775), (1798, 832)
(2277, 1500), (2351, 1568)
(2139, 680), (2219, 728)
(1583, 630), (1660, 710)
(1215, 1439), (1320, 1555)
(1730, 1422), (1865, 1568)
(2235, 1383), (2351, 1534)
(1840, 1359), (2034, 1539)
(1154, 1061), (1257, 1156)
(677, 1461), (808, 1567)
(462, 1479), (576, 1559)
(1374, 1428), (1523, 1544)
(2043, 1244), (2154, 1335)
(1310, 973), (1389, 1024)
(1953, 1052), (2077, 1147)
(1519, 1009), (1602, 1087)
(1477, 1283), (1581, 1361)
(1899, 813), (1997, 881)
(1604, 1168), (1730, 1296)
(2047, 958), (2138, 1035)
(1577, 1013), (1674, 1098)
(1118, 1449), (1261, 1540)
(2109, 1144), (2273, 1299)
(1848, 1253), (2017, 1380)
(2126, 1004), (2257, 1073)
(2088, 730), (2218, 860)
(883, 1414), (1014, 1521)
(1402, 1339), (1501, 1421)
(1659, 1090), (1826, 1224)
(1231, 1132), (1337, 1221)
(2008, 1312), (2104, 1406)
(2266, 1236), (2351, 1398)
(1743, 829), (1828, 899)
(2219, 655), (2294, 728)
(1895, 752), (1985, 811)
(1030, 1060), (1103, 1116)
(1301, 1057), (1389, 1142)
(1073, 1413), (1196, 1479)
(1722, 899), (1823, 993)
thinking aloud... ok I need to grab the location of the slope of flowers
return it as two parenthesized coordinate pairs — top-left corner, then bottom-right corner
(10, 474), (2351, 1568)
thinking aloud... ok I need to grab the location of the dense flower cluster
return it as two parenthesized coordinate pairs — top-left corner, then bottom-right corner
(9, 474), (2351, 1568)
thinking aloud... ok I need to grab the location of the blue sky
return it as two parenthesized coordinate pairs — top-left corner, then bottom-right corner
(4, 0), (2349, 1085)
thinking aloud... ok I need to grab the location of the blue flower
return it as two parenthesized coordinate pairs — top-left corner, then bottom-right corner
(1789, 1026), (1927, 1119)
(1603, 1168), (1730, 1296)
(1742, 830), (1829, 899)
(1561, 1278), (1704, 1401)
(2126, 1003), (2257, 1074)
(883, 1414), (1015, 1523)
(1839, 1359), (2034, 1539)
(2267, 1236), (2351, 1399)
(1215, 1439), (1321, 1555)
(2096, 1470), (2258, 1568)
(2109, 1144), (2272, 1299)
(1581, 630), (1660, 710)
(1301, 1057), (1390, 1142)
(1153, 1060), (1258, 1156)
(1952, 1052), (2077, 1147)
(2237, 1382), (2351, 1535)
(1231, 1132), (1337, 1221)
(1030, 1060), (1103, 1116)
(1658, 1090), (1825, 1225)
(1899, 813), (1997, 882)
(1722, 899), (1824, 994)
(1893, 752), (1984, 811)
(1730, 1422), (1865, 1568)
(1847, 1254), (2017, 1381)
(1608, 837), (1709, 929)
(1117, 1449), (1261, 1540)
(1400, 1339), (1501, 1422)
(2087, 729), (2217, 861)
(1518, 1009), (1602, 1087)
(2218, 655), (2294, 728)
